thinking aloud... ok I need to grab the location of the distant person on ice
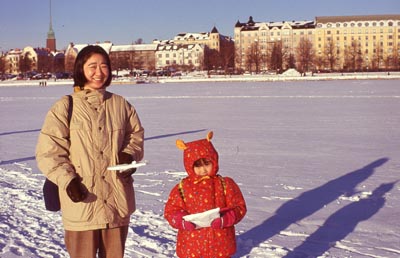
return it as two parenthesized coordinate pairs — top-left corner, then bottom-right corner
(36, 45), (144, 258)
(164, 131), (247, 258)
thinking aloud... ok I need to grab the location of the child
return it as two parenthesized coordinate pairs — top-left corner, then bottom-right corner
(164, 131), (247, 258)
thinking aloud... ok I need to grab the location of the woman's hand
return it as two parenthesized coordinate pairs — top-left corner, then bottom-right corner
(66, 177), (88, 202)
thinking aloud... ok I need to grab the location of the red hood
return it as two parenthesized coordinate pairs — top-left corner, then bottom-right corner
(176, 131), (219, 179)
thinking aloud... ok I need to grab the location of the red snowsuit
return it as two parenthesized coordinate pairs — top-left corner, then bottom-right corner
(164, 132), (247, 258)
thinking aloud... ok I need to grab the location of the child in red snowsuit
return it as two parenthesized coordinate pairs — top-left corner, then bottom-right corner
(164, 131), (247, 258)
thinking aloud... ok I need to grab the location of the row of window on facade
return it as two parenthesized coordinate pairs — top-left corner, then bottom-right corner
(321, 21), (400, 28)
(239, 28), (399, 39)
(322, 28), (399, 34)
(317, 40), (398, 47)
(158, 52), (202, 58)
(319, 35), (399, 41)
(157, 59), (201, 66)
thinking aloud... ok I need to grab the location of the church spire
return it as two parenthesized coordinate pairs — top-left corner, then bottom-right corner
(46, 0), (56, 51)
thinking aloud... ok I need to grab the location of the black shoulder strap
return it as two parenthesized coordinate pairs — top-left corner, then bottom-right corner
(66, 95), (73, 141)
(67, 95), (73, 126)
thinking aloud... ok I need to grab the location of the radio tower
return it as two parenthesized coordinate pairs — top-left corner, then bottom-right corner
(46, 0), (56, 51)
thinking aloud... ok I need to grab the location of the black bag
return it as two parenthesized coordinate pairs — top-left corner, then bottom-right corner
(43, 95), (73, 211)
(43, 179), (61, 211)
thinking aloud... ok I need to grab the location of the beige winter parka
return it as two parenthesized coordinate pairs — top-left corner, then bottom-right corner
(36, 89), (144, 231)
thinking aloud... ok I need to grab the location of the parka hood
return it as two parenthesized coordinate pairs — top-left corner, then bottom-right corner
(176, 131), (219, 179)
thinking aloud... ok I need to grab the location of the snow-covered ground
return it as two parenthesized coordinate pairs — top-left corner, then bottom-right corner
(0, 79), (399, 257)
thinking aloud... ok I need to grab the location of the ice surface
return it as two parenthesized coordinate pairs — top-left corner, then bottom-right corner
(0, 79), (399, 257)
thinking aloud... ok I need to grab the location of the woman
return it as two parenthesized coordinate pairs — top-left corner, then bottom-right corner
(36, 45), (144, 258)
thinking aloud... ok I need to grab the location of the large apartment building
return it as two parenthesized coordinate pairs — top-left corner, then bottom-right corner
(315, 15), (400, 71)
(235, 15), (400, 72)
(234, 16), (315, 72)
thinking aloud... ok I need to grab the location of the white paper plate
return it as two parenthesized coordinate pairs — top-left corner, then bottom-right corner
(107, 160), (148, 171)
(183, 207), (220, 228)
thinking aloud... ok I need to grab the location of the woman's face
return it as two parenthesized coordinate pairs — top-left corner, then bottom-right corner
(83, 53), (110, 90)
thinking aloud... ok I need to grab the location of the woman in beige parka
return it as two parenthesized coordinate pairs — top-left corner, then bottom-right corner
(36, 45), (144, 258)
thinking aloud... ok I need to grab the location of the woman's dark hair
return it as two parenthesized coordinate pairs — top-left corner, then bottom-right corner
(73, 45), (112, 88)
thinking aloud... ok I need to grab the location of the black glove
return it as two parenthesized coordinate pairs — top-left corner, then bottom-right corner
(118, 152), (136, 178)
(66, 177), (88, 202)
(118, 152), (133, 164)
(118, 168), (136, 178)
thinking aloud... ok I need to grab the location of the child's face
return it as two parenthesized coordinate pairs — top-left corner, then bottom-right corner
(193, 158), (213, 177)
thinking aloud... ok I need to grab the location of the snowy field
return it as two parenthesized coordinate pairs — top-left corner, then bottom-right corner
(0, 79), (399, 258)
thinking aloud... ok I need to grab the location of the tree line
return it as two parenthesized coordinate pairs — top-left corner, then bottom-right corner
(1, 38), (399, 78)
(242, 38), (400, 74)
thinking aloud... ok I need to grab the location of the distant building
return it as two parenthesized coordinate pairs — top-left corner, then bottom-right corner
(315, 14), (400, 71)
(234, 16), (315, 72)
(4, 46), (63, 75)
(110, 43), (158, 72)
(4, 49), (22, 74)
(46, 23), (56, 52)
(155, 43), (205, 70)
(155, 26), (234, 71)
(65, 42), (157, 73)
(234, 15), (400, 72)
(46, 0), (56, 51)
(172, 26), (231, 52)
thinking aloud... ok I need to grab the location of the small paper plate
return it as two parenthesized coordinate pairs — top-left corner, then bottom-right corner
(183, 207), (220, 228)
(107, 161), (148, 171)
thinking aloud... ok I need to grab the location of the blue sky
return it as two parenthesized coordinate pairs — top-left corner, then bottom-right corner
(0, 0), (399, 51)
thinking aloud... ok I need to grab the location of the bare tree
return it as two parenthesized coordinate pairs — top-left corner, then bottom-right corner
(324, 39), (337, 71)
(371, 41), (384, 71)
(286, 53), (296, 69)
(270, 41), (283, 73)
(390, 45), (400, 70)
(37, 52), (52, 73)
(234, 45), (244, 73)
(314, 54), (325, 71)
(203, 47), (219, 74)
(247, 41), (261, 73)
(383, 49), (392, 70)
(134, 38), (144, 44)
(53, 53), (65, 73)
(219, 42), (235, 74)
(19, 52), (33, 75)
(111, 53), (130, 74)
(295, 38), (314, 73)
(344, 40), (363, 72)
(65, 54), (75, 74)
(0, 55), (6, 76)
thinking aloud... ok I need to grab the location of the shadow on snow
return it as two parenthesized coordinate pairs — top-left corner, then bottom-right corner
(0, 129), (207, 165)
(235, 158), (390, 257)
(0, 129), (41, 136)
(283, 180), (397, 257)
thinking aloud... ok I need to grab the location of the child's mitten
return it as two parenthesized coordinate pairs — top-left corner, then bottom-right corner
(211, 208), (236, 229)
(171, 211), (196, 231)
